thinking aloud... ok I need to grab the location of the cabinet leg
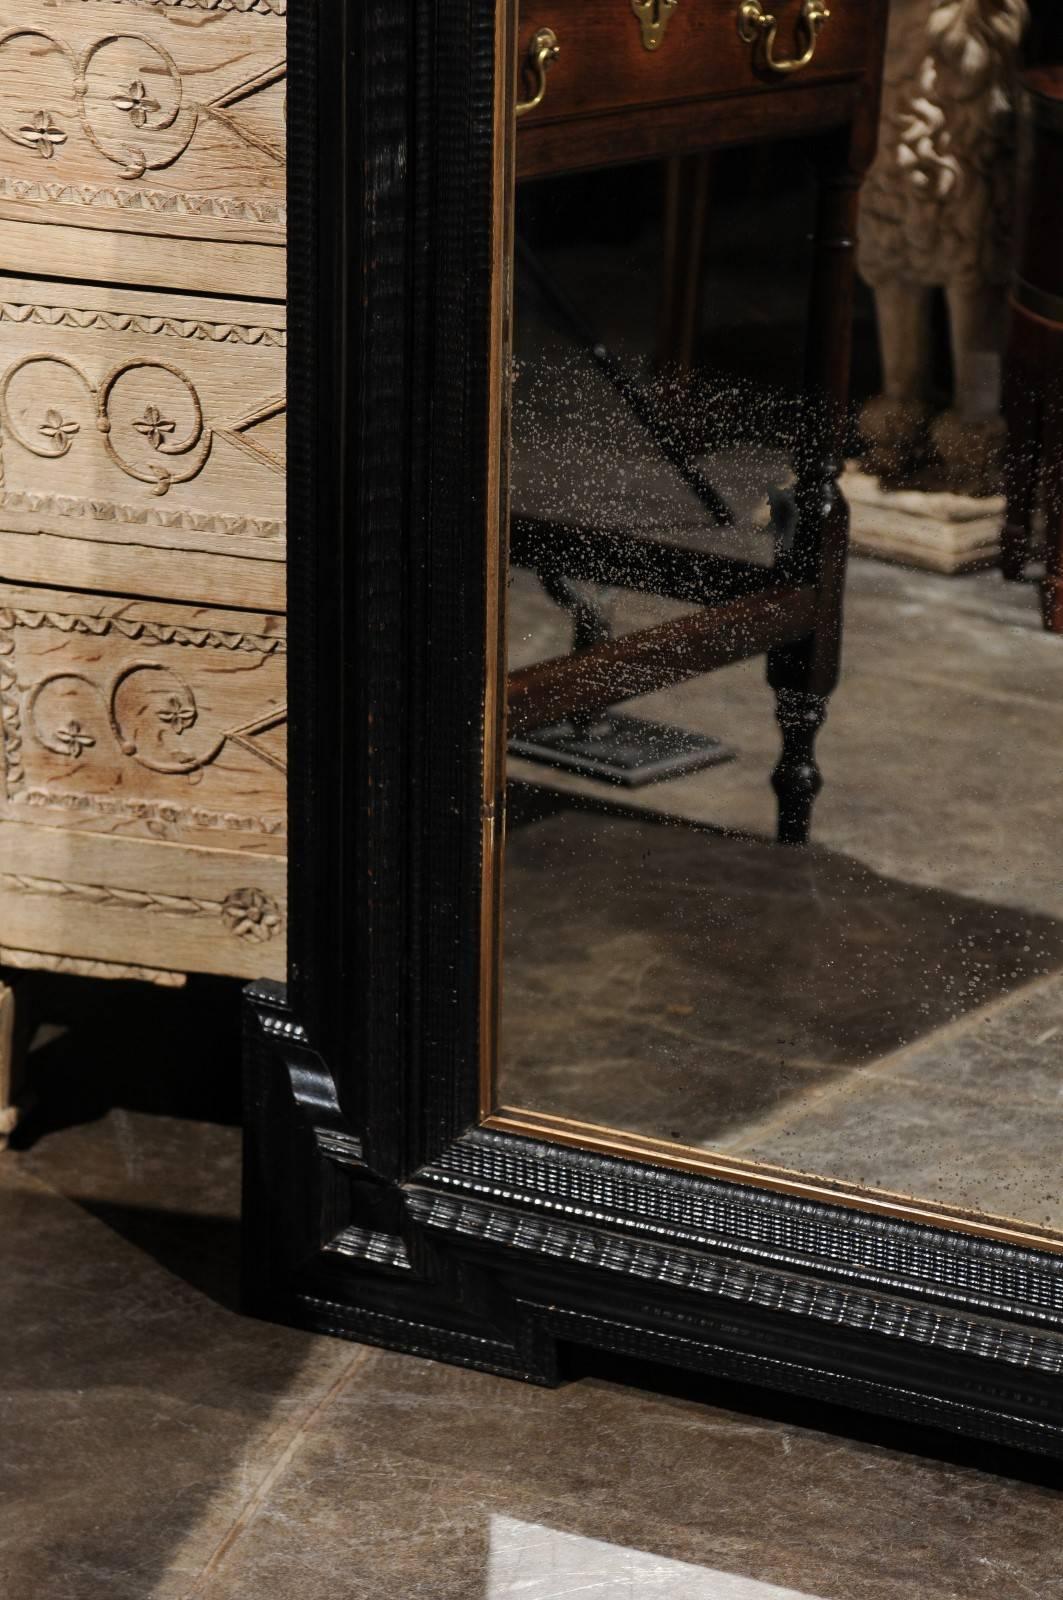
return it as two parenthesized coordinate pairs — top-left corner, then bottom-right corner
(0, 978), (20, 1150)
(771, 685), (827, 846)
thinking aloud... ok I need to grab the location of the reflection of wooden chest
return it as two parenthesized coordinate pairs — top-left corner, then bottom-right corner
(515, 0), (883, 179)
(0, 0), (287, 1032)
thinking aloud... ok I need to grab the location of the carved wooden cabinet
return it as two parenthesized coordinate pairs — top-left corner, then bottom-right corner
(0, 0), (287, 1138)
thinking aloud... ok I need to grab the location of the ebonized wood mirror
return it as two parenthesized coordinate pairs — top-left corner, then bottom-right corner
(245, 0), (1063, 1461)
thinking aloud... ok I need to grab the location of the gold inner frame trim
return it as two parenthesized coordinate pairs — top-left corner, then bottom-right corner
(475, 1), (1060, 1266)
(478, 0), (518, 1118)
(486, 1107), (1063, 1255)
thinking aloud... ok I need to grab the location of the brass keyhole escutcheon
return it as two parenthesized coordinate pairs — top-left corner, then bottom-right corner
(738, 0), (830, 74)
(630, 0), (679, 52)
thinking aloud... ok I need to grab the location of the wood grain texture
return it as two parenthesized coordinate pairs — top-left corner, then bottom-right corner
(0, 277), (285, 604)
(0, 4), (289, 991)
(0, 583), (286, 856)
(0, 215), (285, 299)
(0, 944), (185, 985)
(0, 528), (285, 612)
(0, 816), (285, 979)
(0, 0), (285, 293)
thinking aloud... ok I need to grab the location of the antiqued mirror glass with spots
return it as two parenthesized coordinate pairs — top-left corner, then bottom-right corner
(491, 1), (1062, 1251)
(0, 0), (287, 1146)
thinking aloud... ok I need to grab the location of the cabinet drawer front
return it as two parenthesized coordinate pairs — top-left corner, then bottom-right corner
(0, 585), (286, 857)
(0, 0), (285, 274)
(515, 0), (883, 174)
(0, 277), (285, 606)
(0, 817), (285, 981)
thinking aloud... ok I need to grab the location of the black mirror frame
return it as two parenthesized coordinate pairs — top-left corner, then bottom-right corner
(244, 0), (1063, 1460)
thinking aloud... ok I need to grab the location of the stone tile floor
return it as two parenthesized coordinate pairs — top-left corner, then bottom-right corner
(5, 552), (1063, 1592)
(501, 560), (1063, 1234)
(3, 1104), (1063, 1600)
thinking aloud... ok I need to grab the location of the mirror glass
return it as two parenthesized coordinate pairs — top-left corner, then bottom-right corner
(494, 42), (1062, 1243)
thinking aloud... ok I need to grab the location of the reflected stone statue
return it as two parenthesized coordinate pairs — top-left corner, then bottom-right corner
(857, 0), (1028, 496)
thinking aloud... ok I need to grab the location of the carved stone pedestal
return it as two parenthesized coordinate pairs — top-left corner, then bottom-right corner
(843, 464), (1006, 574)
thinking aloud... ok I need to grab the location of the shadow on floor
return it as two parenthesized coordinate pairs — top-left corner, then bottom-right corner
(10, 972), (245, 1311)
(500, 786), (1063, 1147)
(10, 970), (243, 1143)
(0, 1166), (349, 1600)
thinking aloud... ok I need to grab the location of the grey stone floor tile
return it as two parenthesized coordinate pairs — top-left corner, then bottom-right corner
(732, 1068), (1063, 1230)
(0, 1141), (361, 1600)
(502, 561), (1063, 1222)
(20, 1112), (244, 1311)
(501, 810), (1063, 1148)
(871, 971), (1063, 1109)
(192, 1348), (1063, 1600)
(4, 1103), (1063, 1600)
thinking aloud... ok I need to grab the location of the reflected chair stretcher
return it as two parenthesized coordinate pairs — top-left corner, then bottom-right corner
(506, 3), (888, 844)
(509, 242), (811, 740)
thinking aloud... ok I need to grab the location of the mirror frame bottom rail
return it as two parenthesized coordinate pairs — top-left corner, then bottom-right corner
(250, 0), (1063, 1463)
(246, 983), (1063, 1461)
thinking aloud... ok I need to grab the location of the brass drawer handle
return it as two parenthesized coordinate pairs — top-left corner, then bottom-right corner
(516, 27), (560, 117)
(738, 0), (830, 74)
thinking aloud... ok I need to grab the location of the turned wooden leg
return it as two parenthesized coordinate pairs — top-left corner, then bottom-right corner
(0, 978), (19, 1150)
(769, 134), (859, 846)
(771, 687), (827, 846)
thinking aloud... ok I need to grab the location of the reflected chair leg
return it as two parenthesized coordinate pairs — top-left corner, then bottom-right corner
(769, 135), (859, 846)
(771, 683), (827, 845)
(769, 463), (844, 843)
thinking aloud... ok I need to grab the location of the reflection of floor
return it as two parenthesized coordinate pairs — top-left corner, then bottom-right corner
(5, 1108), (1063, 1597)
(501, 560), (1063, 1233)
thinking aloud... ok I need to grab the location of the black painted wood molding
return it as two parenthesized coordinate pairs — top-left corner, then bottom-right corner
(244, 0), (1063, 1461)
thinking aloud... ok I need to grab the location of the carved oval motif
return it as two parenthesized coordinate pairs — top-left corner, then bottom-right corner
(79, 34), (194, 180)
(0, 353), (213, 496)
(109, 662), (224, 774)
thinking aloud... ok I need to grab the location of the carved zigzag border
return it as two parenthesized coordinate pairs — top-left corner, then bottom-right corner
(85, 0), (286, 15)
(0, 303), (286, 347)
(0, 605), (287, 654)
(0, 489), (285, 544)
(0, 176), (285, 228)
